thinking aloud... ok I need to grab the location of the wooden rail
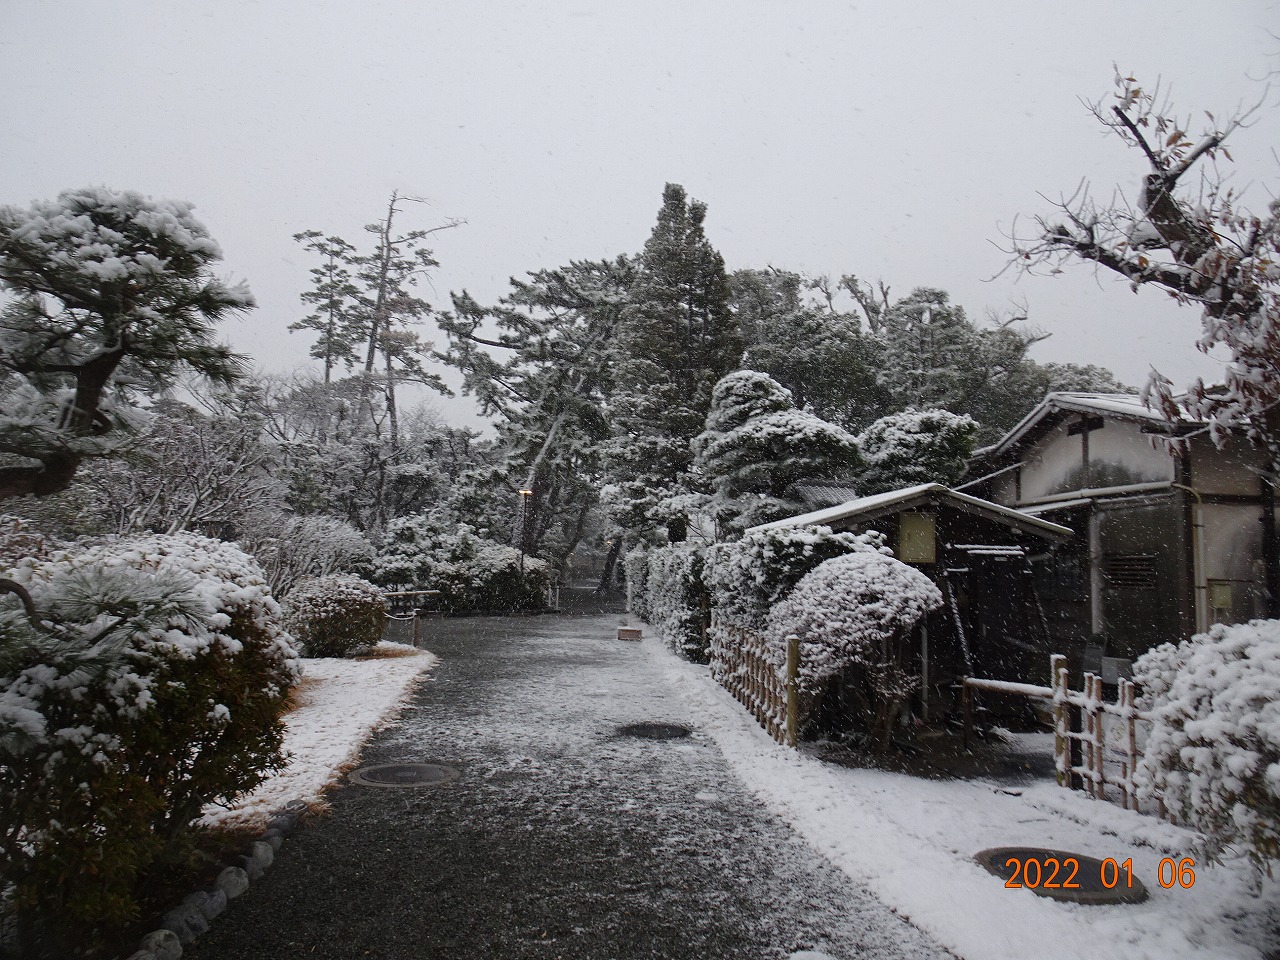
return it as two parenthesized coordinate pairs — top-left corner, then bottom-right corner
(384, 590), (442, 647)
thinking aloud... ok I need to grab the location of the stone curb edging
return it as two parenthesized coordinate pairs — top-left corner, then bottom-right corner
(120, 799), (308, 960)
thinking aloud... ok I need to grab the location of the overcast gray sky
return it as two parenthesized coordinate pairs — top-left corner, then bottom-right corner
(3, 1), (1278, 427)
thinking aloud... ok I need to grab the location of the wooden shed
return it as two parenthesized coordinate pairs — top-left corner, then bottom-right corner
(748, 483), (1073, 721)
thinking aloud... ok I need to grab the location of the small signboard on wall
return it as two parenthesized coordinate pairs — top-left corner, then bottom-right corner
(899, 512), (937, 564)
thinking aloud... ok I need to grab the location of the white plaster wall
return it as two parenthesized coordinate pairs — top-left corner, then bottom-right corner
(1086, 419), (1176, 482)
(1202, 502), (1264, 582)
(1018, 421), (1082, 502)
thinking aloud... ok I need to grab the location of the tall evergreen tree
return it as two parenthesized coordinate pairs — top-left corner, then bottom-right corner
(871, 286), (1128, 442)
(732, 267), (889, 431)
(289, 232), (361, 384)
(290, 192), (458, 447)
(439, 257), (634, 570)
(606, 183), (741, 541)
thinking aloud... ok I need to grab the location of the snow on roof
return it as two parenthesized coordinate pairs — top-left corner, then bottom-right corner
(790, 483), (861, 508)
(746, 482), (1073, 542)
(987, 392), (1200, 458)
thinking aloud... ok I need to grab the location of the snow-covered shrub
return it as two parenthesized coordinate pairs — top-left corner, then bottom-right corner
(646, 542), (709, 661)
(855, 408), (977, 495)
(705, 524), (890, 630)
(369, 513), (548, 613)
(766, 552), (941, 745)
(0, 532), (298, 949)
(241, 512), (375, 598)
(1133, 619), (1280, 872)
(624, 546), (652, 621)
(283, 575), (386, 658)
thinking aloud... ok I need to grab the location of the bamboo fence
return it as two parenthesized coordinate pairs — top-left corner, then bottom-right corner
(964, 654), (1156, 816)
(1052, 658), (1150, 813)
(709, 616), (798, 746)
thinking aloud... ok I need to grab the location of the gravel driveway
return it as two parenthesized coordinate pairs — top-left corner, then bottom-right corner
(186, 614), (952, 960)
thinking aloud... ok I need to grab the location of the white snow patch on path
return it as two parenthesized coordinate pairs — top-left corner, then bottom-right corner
(200, 642), (438, 829)
(644, 633), (1279, 960)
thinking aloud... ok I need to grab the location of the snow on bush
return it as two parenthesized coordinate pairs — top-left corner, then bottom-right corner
(241, 512), (375, 598)
(705, 524), (889, 631)
(766, 552), (941, 744)
(0, 532), (298, 948)
(1133, 619), (1280, 872)
(283, 574), (386, 658)
(645, 542), (710, 662)
(369, 513), (549, 613)
(0, 514), (57, 569)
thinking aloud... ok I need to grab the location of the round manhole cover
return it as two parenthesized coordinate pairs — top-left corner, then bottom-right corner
(349, 763), (460, 788)
(618, 722), (692, 740)
(975, 847), (1148, 905)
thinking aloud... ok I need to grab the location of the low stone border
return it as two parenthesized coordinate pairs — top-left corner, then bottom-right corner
(121, 798), (308, 960)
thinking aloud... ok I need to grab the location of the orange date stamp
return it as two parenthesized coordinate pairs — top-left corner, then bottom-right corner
(1001, 854), (1196, 890)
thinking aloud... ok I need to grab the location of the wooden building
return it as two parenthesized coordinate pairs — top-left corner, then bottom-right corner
(961, 393), (1280, 681)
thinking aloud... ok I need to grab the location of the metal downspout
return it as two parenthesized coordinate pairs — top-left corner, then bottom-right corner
(1171, 482), (1208, 635)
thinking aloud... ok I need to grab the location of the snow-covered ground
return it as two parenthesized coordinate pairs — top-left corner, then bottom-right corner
(199, 641), (438, 829)
(645, 632), (1279, 960)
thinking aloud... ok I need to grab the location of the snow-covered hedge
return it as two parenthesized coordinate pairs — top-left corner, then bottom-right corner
(766, 552), (941, 745)
(0, 532), (298, 949)
(369, 513), (549, 613)
(283, 574), (386, 658)
(645, 543), (709, 662)
(1134, 619), (1280, 872)
(624, 546), (652, 621)
(704, 524), (889, 630)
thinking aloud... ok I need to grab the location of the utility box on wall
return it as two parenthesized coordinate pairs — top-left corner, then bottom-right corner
(898, 512), (937, 564)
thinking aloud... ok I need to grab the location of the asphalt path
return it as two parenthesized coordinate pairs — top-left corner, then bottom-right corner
(186, 614), (953, 960)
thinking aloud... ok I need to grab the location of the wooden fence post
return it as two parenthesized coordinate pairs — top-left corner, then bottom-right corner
(785, 634), (799, 748)
(1051, 654), (1067, 788)
(1120, 678), (1136, 811)
(1083, 673), (1095, 798)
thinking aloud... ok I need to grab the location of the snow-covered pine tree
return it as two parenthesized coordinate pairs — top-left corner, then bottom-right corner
(292, 192), (458, 447)
(693, 371), (860, 534)
(855, 408), (978, 495)
(731, 267), (888, 431)
(606, 183), (742, 542)
(0, 187), (253, 500)
(289, 231), (363, 384)
(877, 288), (979, 413)
(865, 285), (1127, 442)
